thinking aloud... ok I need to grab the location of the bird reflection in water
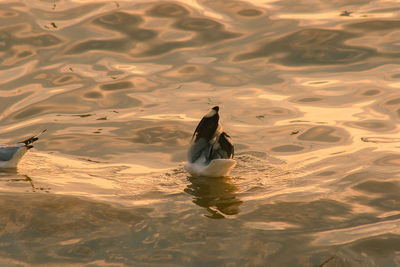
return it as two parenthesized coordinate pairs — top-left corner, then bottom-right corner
(184, 176), (242, 219)
(0, 169), (49, 193)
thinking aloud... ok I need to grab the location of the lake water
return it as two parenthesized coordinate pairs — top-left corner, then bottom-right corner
(1, 0), (400, 266)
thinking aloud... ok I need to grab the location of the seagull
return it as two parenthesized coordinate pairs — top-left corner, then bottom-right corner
(184, 106), (236, 177)
(0, 130), (46, 168)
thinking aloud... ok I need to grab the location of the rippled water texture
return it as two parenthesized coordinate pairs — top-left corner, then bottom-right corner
(1, 0), (400, 266)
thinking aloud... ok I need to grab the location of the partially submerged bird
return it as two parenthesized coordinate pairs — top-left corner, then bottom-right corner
(0, 130), (46, 168)
(184, 106), (236, 177)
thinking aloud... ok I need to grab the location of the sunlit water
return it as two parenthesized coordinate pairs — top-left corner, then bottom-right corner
(1, 0), (400, 266)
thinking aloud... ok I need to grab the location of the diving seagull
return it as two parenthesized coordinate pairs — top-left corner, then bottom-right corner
(184, 106), (236, 177)
(0, 130), (46, 168)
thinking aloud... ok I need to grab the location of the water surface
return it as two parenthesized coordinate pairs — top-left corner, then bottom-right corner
(1, 0), (400, 266)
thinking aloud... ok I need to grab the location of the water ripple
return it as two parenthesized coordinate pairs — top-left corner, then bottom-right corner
(1, 0), (400, 265)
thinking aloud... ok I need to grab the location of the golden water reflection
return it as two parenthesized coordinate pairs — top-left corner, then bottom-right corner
(1, 0), (400, 265)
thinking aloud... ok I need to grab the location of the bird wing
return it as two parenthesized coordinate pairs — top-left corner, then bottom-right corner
(188, 138), (212, 163)
(218, 132), (234, 159)
(0, 145), (23, 161)
(191, 116), (208, 142)
(191, 114), (219, 142)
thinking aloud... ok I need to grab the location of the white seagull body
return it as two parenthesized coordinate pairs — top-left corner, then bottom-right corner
(184, 106), (236, 177)
(0, 130), (46, 168)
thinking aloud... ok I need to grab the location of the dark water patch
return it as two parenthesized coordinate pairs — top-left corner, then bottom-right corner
(53, 74), (81, 85)
(373, 96), (400, 120)
(130, 125), (191, 147)
(353, 180), (400, 194)
(309, 80), (329, 85)
(237, 151), (267, 159)
(100, 81), (134, 91)
(30, 3), (104, 20)
(138, 40), (193, 57)
(267, 0), (320, 12)
(128, 28), (158, 41)
(261, 107), (295, 117)
(0, 93), (30, 115)
(57, 245), (96, 261)
(202, 0), (266, 22)
(345, 20), (400, 32)
(368, 195), (400, 212)
(346, 119), (393, 132)
(210, 73), (247, 86)
(92, 64), (108, 71)
(271, 0), (369, 12)
(298, 126), (343, 143)
(359, 88), (381, 97)
(0, 32), (11, 51)
(93, 92), (142, 109)
(66, 38), (130, 54)
(17, 50), (32, 58)
(28, 71), (85, 88)
(72, 114), (93, 118)
(179, 65), (199, 73)
(241, 199), (351, 230)
(237, 9), (263, 17)
(134, 14), (241, 57)
(133, 253), (177, 264)
(162, 65), (248, 86)
(146, 2), (190, 18)
(361, 136), (400, 144)
(196, 28), (241, 43)
(83, 91), (103, 99)
(296, 97), (323, 103)
(93, 11), (142, 29)
(44, 134), (130, 158)
(22, 32), (63, 48)
(336, 171), (376, 187)
(271, 144), (304, 152)
(11, 103), (93, 120)
(162, 64), (207, 80)
(0, 24), (63, 67)
(318, 171), (336, 176)
(108, 70), (124, 77)
(252, 71), (285, 85)
(350, 235), (400, 258)
(367, 6), (400, 14)
(0, 193), (149, 265)
(385, 97), (400, 105)
(12, 105), (53, 120)
(373, 154), (400, 167)
(234, 28), (376, 66)
(173, 17), (242, 42)
(92, 11), (157, 41)
(0, 7), (20, 19)
(174, 17), (223, 32)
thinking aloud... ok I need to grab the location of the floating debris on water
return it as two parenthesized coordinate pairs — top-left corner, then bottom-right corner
(340, 10), (353, 16)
